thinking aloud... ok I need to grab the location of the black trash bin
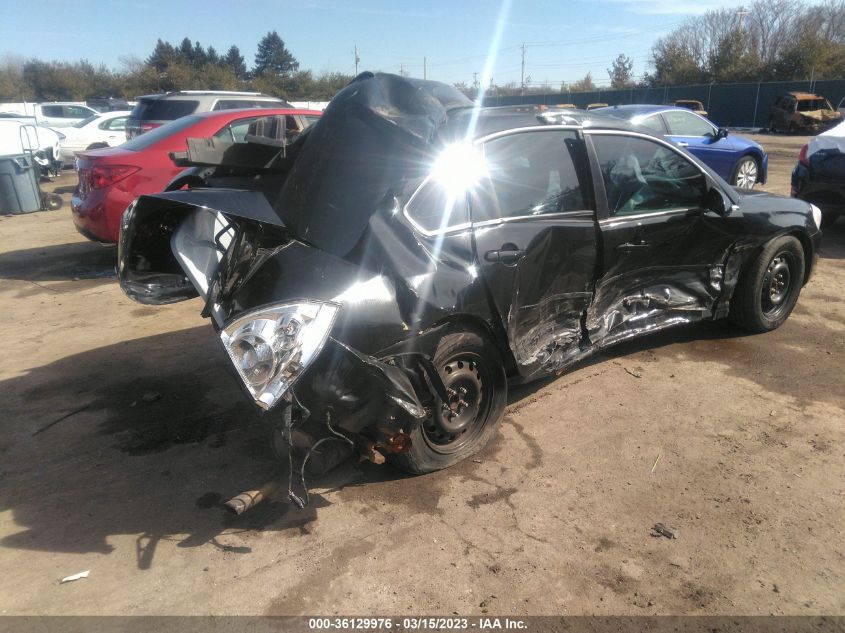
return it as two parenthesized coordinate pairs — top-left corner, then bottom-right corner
(0, 153), (41, 215)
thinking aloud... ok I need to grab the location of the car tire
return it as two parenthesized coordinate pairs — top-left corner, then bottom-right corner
(769, 118), (778, 133)
(732, 156), (759, 189)
(389, 331), (507, 475)
(85, 142), (109, 150)
(729, 235), (805, 333)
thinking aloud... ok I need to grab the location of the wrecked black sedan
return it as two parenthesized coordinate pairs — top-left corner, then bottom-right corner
(118, 73), (821, 506)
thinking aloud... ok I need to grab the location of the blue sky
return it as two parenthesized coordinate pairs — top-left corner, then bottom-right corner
(0, 0), (762, 87)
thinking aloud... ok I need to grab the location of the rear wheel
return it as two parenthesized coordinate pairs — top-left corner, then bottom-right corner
(389, 331), (506, 474)
(729, 235), (805, 333)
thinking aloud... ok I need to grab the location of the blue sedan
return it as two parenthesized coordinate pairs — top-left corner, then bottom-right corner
(595, 105), (768, 189)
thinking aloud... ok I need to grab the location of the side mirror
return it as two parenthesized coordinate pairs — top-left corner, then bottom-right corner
(716, 127), (729, 139)
(704, 185), (732, 215)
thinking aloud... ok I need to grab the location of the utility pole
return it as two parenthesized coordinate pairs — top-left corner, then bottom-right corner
(400, 62), (404, 77)
(424, 57), (427, 80)
(520, 43), (526, 97)
(354, 45), (359, 75)
(473, 72), (479, 90)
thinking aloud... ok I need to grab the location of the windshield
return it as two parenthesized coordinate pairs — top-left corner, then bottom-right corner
(73, 115), (100, 128)
(121, 115), (203, 151)
(797, 98), (832, 112)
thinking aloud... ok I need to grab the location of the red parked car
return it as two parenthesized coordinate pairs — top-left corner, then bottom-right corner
(71, 108), (321, 243)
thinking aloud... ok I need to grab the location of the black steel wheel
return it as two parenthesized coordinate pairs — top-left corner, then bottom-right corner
(729, 235), (805, 333)
(390, 331), (506, 474)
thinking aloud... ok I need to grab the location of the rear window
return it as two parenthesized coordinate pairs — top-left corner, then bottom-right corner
(130, 98), (200, 121)
(121, 115), (202, 151)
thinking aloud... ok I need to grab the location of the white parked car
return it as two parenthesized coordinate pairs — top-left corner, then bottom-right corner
(0, 120), (63, 174)
(0, 102), (99, 128)
(58, 110), (130, 166)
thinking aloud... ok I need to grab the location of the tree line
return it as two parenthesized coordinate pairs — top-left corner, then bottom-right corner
(646, 0), (845, 86)
(0, 31), (353, 102)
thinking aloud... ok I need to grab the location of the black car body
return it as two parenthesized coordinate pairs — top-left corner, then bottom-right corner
(118, 73), (821, 506)
(792, 145), (845, 227)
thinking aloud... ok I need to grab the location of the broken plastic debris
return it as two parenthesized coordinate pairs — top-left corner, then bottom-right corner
(60, 570), (90, 583)
(652, 523), (679, 539)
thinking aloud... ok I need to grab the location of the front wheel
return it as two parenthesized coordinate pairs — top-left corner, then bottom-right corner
(729, 235), (805, 333)
(389, 331), (506, 474)
(732, 156), (759, 189)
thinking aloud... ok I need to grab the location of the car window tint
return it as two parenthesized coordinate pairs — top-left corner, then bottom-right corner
(134, 99), (199, 121)
(640, 114), (666, 133)
(304, 115), (320, 127)
(592, 135), (707, 217)
(41, 105), (62, 117)
(476, 130), (586, 222)
(406, 178), (470, 232)
(663, 110), (713, 136)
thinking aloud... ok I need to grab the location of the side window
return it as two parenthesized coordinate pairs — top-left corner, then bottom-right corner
(663, 110), (714, 136)
(107, 117), (127, 131)
(640, 114), (667, 134)
(66, 106), (92, 118)
(40, 105), (62, 117)
(213, 116), (284, 143)
(591, 134), (707, 217)
(475, 130), (587, 222)
(405, 178), (470, 233)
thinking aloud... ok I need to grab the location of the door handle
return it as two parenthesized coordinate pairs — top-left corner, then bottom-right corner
(485, 247), (525, 264)
(615, 241), (651, 252)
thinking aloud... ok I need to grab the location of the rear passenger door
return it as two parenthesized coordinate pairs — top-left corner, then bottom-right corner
(586, 131), (735, 344)
(472, 128), (598, 379)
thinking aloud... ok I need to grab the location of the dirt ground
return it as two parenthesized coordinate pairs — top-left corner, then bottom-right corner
(0, 133), (843, 616)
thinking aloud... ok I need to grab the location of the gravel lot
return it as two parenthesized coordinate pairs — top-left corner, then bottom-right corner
(0, 133), (843, 616)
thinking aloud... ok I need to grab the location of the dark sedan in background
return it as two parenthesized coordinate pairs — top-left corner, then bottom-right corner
(597, 104), (768, 189)
(119, 74), (820, 508)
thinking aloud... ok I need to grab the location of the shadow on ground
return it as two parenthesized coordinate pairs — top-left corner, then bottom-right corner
(0, 241), (116, 281)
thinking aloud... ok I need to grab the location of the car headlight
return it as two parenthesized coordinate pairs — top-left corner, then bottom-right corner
(220, 302), (339, 410)
(810, 203), (822, 230)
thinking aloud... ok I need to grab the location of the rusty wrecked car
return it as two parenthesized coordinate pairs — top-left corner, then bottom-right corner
(118, 73), (822, 507)
(770, 92), (841, 134)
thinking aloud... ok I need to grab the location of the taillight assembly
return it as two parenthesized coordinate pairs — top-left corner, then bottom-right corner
(798, 144), (809, 167)
(140, 123), (161, 133)
(89, 165), (140, 189)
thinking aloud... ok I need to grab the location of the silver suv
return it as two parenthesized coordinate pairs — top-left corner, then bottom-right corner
(126, 90), (291, 139)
